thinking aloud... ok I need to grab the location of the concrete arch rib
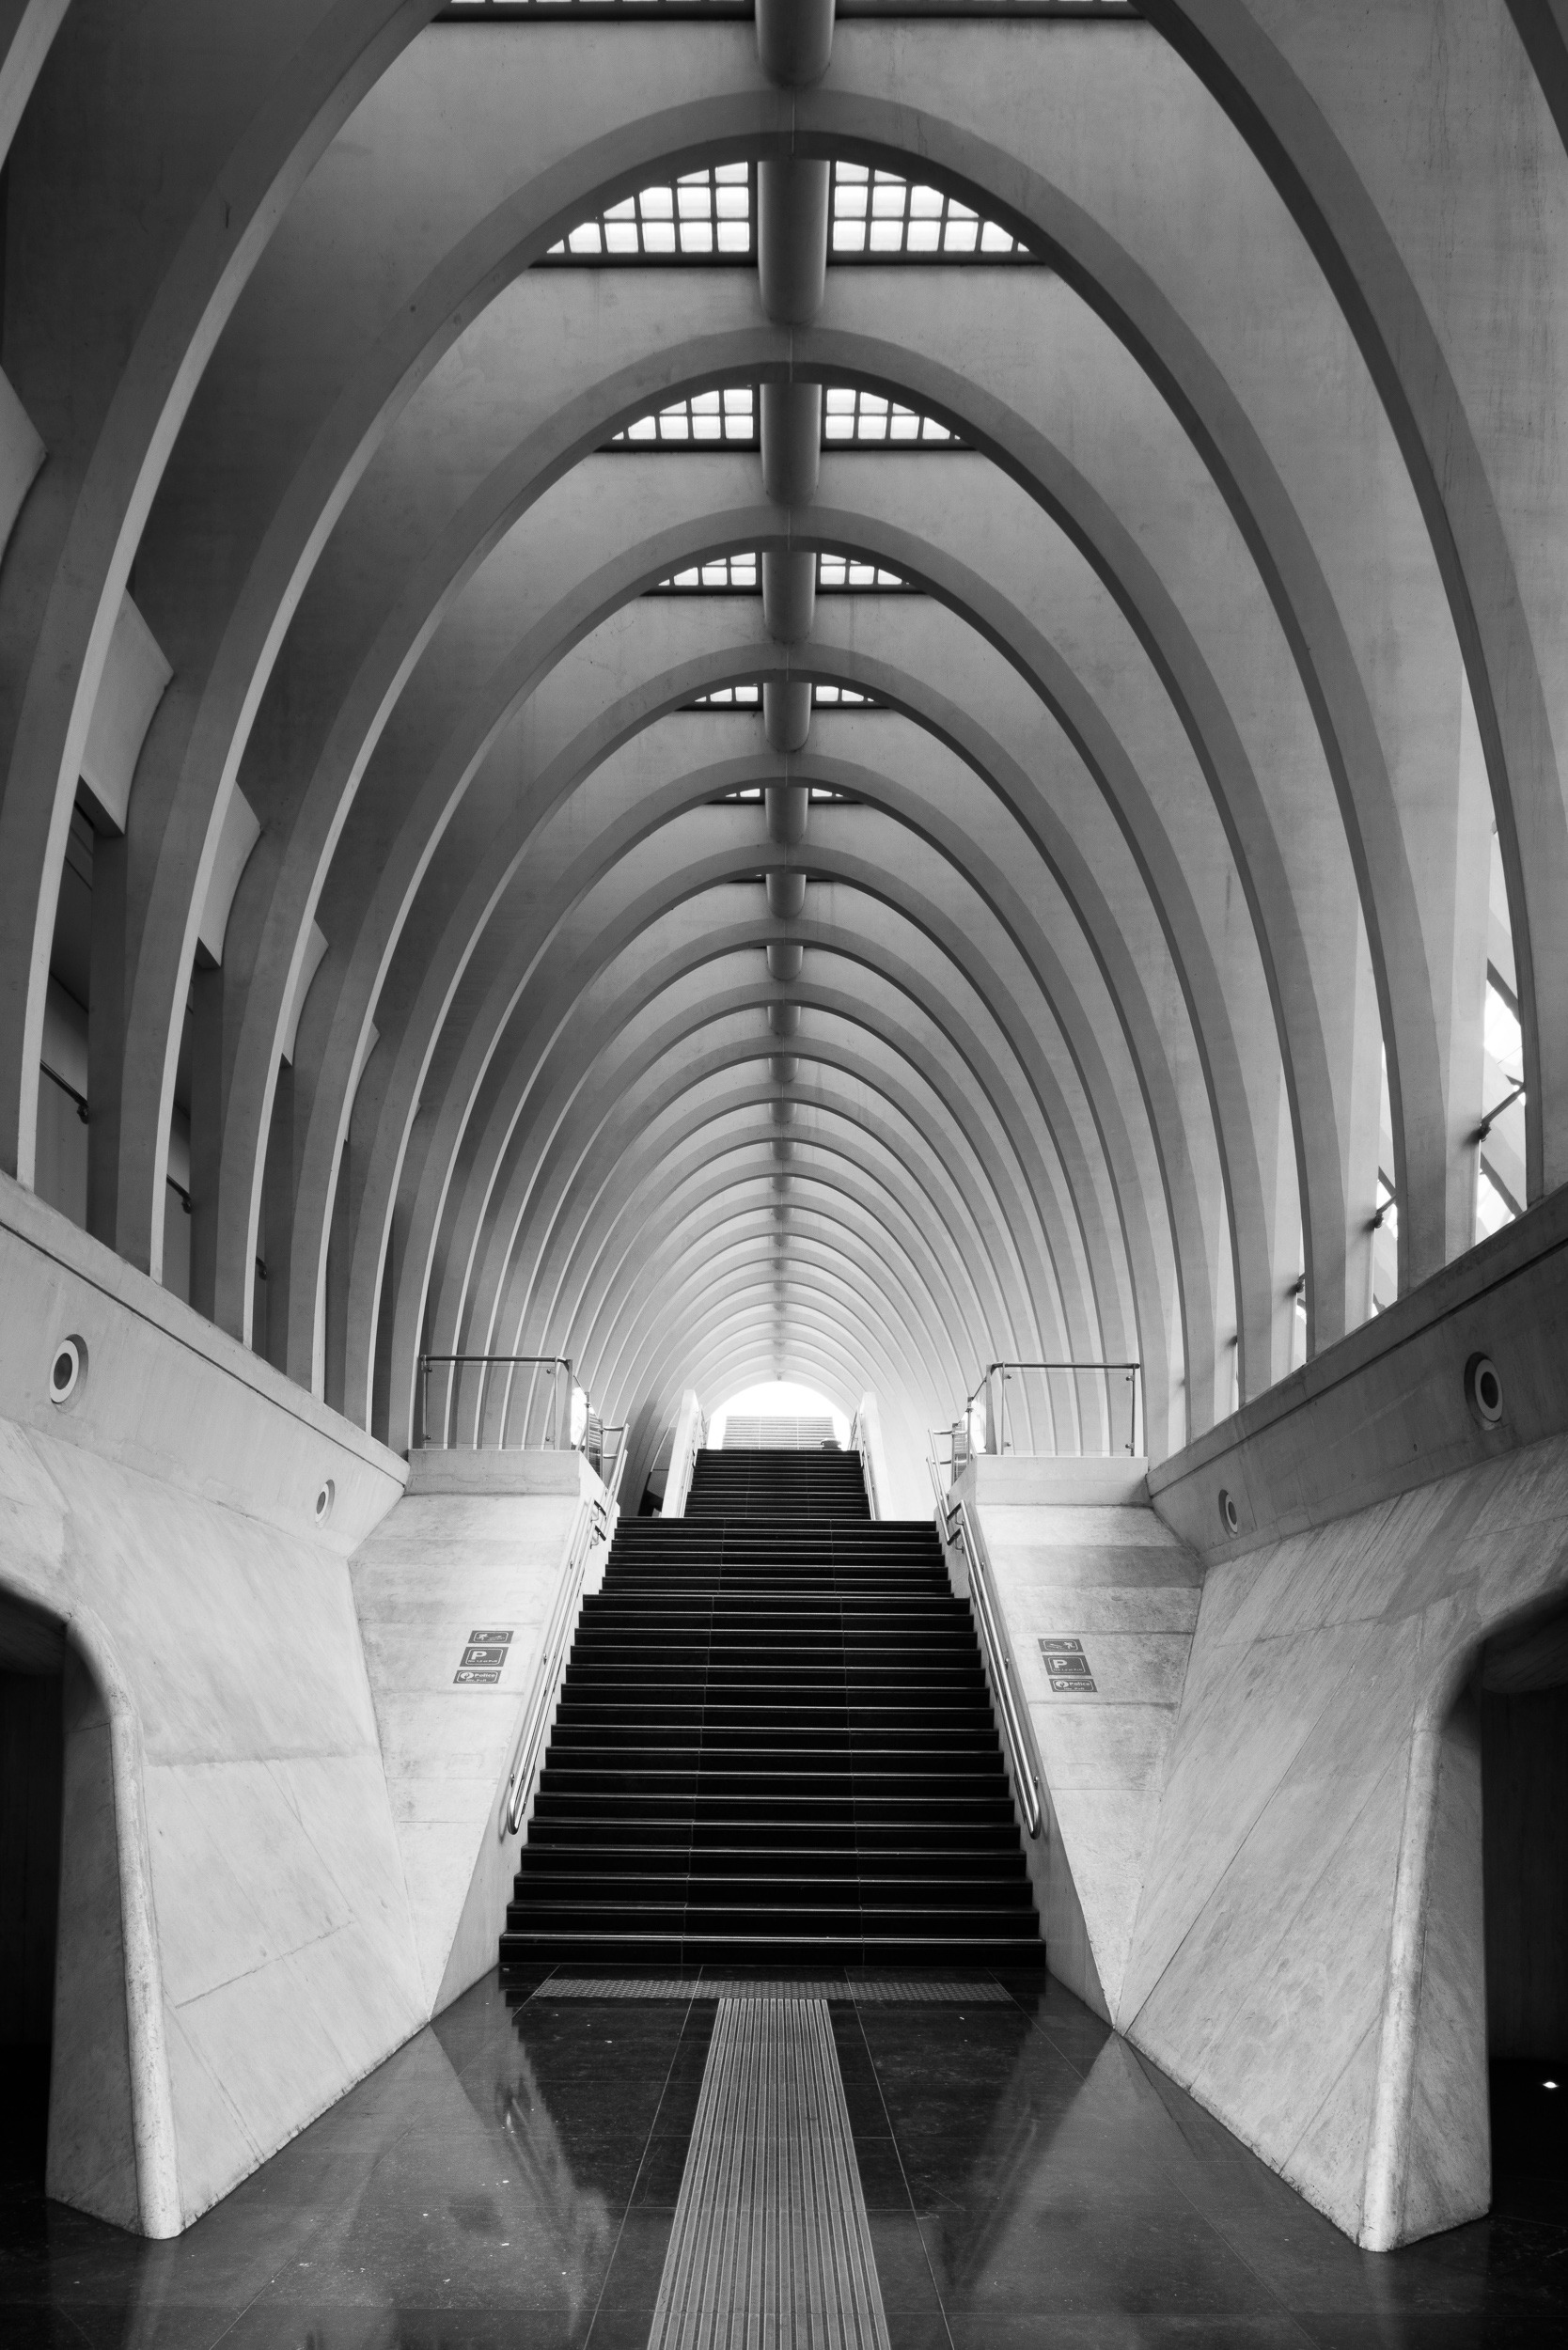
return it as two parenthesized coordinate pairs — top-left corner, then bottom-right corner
(287, 616), (1185, 1449)
(464, 1078), (1039, 1468)
(429, 943), (1035, 1388)
(85, 73), (800, 1270)
(430, 954), (1100, 1429)
(608, 1285), (939, 1512)
(0, 0), (436, 1190)
(592, 1233), (952, 1452)
(508, 1114), (1003, 1407)
(425, 928), (1104, 1381)
(1144, 0), (1568, 1203)
(349, 740), (1184, 1442)
(541, 1134), (996, 1436)
(144, 86), (1410, 1363)
(790, 67), (1455, 1283)
(454, 1030), (1059, 1449)
(569, 1165), (979, 1427)
(255, 368), (1278, 1391)
(586, 1198), (970, 1430)
(355, 798), (1173, 1456)
(443, 1040), (1057, 1449)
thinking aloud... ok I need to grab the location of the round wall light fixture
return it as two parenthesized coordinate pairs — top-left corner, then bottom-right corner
(49, 1335), (86, 1406)
(1464, 1353), (1504, 1429)
(314, 1478), (337, 1526)
(1218, 1487), (1240, 1537)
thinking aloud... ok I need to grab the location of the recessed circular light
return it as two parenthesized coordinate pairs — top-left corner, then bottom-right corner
(1218, 1488), (1240, 1537)
(1465, 1352), (1503, 1428)
(49, 1335), (86, 1406)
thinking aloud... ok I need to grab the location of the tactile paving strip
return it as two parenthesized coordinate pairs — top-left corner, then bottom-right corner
(647, 1997), (891, 2350)
(533, 1976), (1012, 2004)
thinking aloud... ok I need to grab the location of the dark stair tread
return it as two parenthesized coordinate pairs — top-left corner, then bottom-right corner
(499, 1449), (1043, 1969)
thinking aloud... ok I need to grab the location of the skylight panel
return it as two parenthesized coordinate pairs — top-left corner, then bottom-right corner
(445, 4), (1137, 24)
(656, 554), (759, 590)
(816, 555), (908, 589)
(544, 160), (1035, 267)
(610, 388), (757, 446)
(831, 164), (1030, 258)
(823, 387), (957, 445)
(650, 553), (907, 592)
(545, 164), (752, 260)
(608, 386), (960, 450)
(685, 682), (881, 711)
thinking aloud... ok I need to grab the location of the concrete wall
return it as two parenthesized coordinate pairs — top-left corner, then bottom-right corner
(960, 1455), (1200, 2029)
(351, 1446), (607, 2015)
(971, 1190), (1568, 2249)
(0, 1177), (416, 2233)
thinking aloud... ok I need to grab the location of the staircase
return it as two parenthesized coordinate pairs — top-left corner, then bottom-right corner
(499, 1446), (1044, 1969)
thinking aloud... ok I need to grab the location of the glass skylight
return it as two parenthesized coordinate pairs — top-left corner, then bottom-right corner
(545, 162), (1035, 268)
(831, 164), (1028, 258)
(687, 682), (882, 709)
(611, 389), (755, 445)
(650, 553), (908, 592)
(817, 555), (907, 588)
(658, 555), (759, 590)
(445, 4), (1137, 22)
(607, 386), (960, 450)
(548, 164), (751, 258)
(823, 389), (955, 444)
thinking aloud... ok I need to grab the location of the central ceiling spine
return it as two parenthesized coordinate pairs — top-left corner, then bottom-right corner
(756, 0), (836, 1373)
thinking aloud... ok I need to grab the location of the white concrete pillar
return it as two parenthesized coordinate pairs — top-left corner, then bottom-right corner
(762, 546), (816, 642)
(760, 382), (821, 505)
(758, 158), (830, 325)
(766, 781), (809, 846)
(764, 678), (812, 752)
(756, 0), (835, 88)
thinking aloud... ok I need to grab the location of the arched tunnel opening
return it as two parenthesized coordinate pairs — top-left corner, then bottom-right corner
(1482, 1604), (1568, 2217)
(0, 1593), (65, 2201)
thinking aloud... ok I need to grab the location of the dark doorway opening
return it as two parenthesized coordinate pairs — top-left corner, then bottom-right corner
(0, 1592), (66, 2203)
(1482, 1607), (1568, 2222)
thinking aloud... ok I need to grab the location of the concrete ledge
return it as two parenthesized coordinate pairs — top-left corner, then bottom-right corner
(961, 1455), (1151, 1508)
(1150, 1180), (1568, 1559)
(406, 1447), (595, 1498)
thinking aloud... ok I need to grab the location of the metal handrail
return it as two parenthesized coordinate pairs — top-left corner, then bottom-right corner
(419, 1352), (574, 1450)
(667, 1402), (707, 1514)
(937, 1493), (1043, 1841)
(849, 1410), (877, 1517)
(500, 1485), (610, 1838)
(965, 1358), (1142, 1459)
(597, 1423), (629, 1508)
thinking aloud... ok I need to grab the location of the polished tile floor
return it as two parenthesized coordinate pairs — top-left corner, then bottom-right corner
(2, 1974), (1564, 2348)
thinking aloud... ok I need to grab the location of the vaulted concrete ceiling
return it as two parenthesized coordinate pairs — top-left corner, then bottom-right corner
(2, 0), (1564, 1503)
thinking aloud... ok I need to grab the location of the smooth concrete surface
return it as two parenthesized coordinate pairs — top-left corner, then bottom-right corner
(0, 1185), (433, 2233)
(660, 1390), (704, 1518)
(405, 1446), (592, 1498)
(1122, 1426), (1568, 2248)
(853, 1386), (892, 1520)
(957, 1460), (1200, 2028)
(349, 1467), (606, 2013)
(1150, 1176), (1568, 1554)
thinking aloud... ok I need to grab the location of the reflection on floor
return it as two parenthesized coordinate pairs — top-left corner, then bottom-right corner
(1, 1972), (1564, 2348)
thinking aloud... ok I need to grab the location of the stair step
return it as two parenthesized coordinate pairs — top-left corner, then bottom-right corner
(499, 1453), (1043, 1969)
